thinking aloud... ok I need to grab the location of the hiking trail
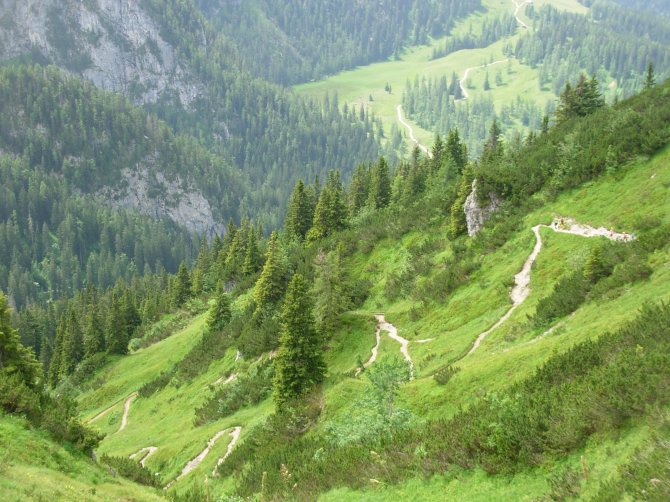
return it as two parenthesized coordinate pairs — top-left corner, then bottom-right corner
(466, 217), (634, 356)
(164, 426), (242, 489)
(396, 105), (433, 158)
(129, 446), (158, 467)
(118, 392), (138, 433)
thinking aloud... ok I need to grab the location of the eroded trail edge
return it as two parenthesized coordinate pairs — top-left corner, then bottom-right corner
(466, 218), (634, 356)
(164, 426), (241, 489)
(118, 392), (138, 433)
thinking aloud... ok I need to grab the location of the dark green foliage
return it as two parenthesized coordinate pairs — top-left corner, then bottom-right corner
(433, 365), (461, 385)
(285, 180), (313, 241)
(555, 74), (605, 124)
(646, 61), (657, 89)
(199, 0), (482, 85)
(0, 293), (40, 386)
(533, 271), (590, 328)
(308, 171), (348, 242)
(273, 274), (325, 409)
(368, 157), (392, 210)
(206, 284), (231, 333)
(175, 328), (232, 382)
(173, 263), (192, 308)
(253, 232), (287, 312)
(138, 367), (176, 398)
(194, 360), (274, 426)
(100, 454), (160, 487)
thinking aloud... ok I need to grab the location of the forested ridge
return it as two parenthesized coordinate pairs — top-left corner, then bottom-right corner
(196, 0), (483, 85)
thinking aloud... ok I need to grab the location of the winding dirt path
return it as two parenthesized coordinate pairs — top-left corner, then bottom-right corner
(358, 315), (433, 379)
(118, 392), (138, 433)
(164, 427), (242, 489)
(396, 105), (433, 159)
(512, 0), (531, 29)
(457, 59), (509, 101)
(212, 373), (237, 387)
(211, 426), (242, 476)
(129, 446), (158, 467)
(465, 218), (634, 356)
(86, 397), (125, 424)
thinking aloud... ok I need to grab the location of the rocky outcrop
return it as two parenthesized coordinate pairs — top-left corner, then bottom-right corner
(0, 0), (201, 106)
(464, 180), (502, 236)
(98, 166), (223, 237)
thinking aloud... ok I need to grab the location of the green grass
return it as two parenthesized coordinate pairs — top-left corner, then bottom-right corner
(293, 0), (587, 152)
(0, 413), (163, 501)
(68, 147), (669, 499)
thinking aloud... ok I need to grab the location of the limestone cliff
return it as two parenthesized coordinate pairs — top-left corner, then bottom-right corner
(464, 180), (502, 236)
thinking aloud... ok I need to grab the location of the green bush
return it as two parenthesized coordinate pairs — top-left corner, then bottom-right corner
(100, 454), (159, 487)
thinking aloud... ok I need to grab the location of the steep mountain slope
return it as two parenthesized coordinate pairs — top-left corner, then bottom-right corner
(72, 83), (670, 500)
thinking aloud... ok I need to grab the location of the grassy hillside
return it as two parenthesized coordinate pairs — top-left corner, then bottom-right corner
(72, 139), (670, 500)
(0, 413), (162, 501)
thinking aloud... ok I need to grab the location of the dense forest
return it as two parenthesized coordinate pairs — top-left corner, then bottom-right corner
(518, 2), (670, 96)
(195, 0), (483, 85)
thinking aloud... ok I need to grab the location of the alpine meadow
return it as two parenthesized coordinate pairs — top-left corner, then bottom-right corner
(1, 1), (670, 501)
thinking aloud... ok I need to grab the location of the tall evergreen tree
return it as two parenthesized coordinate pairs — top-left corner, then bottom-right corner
(173, 262), (192, 307)
(253, 231), (286, 311)
(105, 294), (127, 355)
(313, 246), (349, 336)
(60, 308), (83, 377)
(445, 128), (467, 174)
(83, 311), (104, 358)
(207, 283), (232, 332)
(285, 180), (313, 240)
(368, 157), (392, 209)
(0, 292), (39, 386)
(348, 163), (371, 214)
(242, 227), (261, 275)
(273, 274), (325, 409)
(645, 62), (656, 89)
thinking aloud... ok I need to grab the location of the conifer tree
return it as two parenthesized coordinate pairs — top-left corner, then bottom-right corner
(368, 157), (392, 209)
(448, 170), (474, 238)
(645, 62), (656, 89)
(285, 180), (313, 240)
(60, 309), (83, 377)
(253, 231), (286, 311)
(273, 274), (325, 409)
(105, 294), (128, 355)
(0, 292), (39, 386)
(445, 128), (467, 174)
(173, 262), (192, 307)
(313, 246), (349, 336)
(83, 311), (104, 358)
(48, 316), (65, 386)
(242, 227), (261, 275)
(348, 163), (371, 214)
(207, 283), (232, 332)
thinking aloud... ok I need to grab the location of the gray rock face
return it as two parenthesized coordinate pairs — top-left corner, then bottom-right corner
(464, 179), (502, 236)
(99, 166), (223, 238)
(0, 0), (201, 106)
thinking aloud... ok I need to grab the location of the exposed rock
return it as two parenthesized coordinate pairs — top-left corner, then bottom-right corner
(98, 166), (223, 237)
(464, 179), (502, 236)
(0, 0), (202, 106)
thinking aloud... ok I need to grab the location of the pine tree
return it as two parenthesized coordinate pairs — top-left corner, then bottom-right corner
(313, 246), (349, 336)
(584, 245), (608, 283)
(368, 157), (392, 209)
(242, 227), (261, 275)
(348, 163), (371, 215)
(445, 128), (467, 174)
(60, 309), (83, 377)
(285, 180), (313, 240)
(207, 283), (232, 332)
(273, 274), (325, 409)
(83, 311), (104, 358)
(645, 62), (656, 89)
(174, 262), (192, 307)
(483, 71), (491, 91)
(253, 231), (286, 311)
(448, 170), (474, 238)
(105, 294), (128, 355)
(0, 292), (39, 386)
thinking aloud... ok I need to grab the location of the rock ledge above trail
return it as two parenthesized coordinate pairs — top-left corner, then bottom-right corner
(464, 179), (502, 236)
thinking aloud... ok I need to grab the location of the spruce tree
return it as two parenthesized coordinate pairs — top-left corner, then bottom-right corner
(313, 246), (349, 336)
(273, 274), (325, 409)
(207, 283), (232, 332)
(253, 231), (286, 311)
(0, 292), (39, 385)
(645, 62), (656, 89)
(285, 180), (313, 240)
(105, 294), (128, 355)
(368, 157), (392, 209)
(60, 309), (83, 377)
(174, 262), (192, 307)
(242, 227), (261, 275)
(83, 311), (104, 358)
(348, 163), (371, 214)
(445, 128), (467, 174)
(48, 316), (65, 386)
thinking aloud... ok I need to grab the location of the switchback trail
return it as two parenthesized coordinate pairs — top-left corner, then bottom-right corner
(164, 426), (241, 489)
(358, 314), (433, 379)
(118, 392), (138, 433)
(396, 105), (433, 158)
(465, 218), (634, 356)
(212, 426), (242, 476)
(86, 396), (126, 424)
(211, 373), (237, 387)
(129, 446), (158, 467)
